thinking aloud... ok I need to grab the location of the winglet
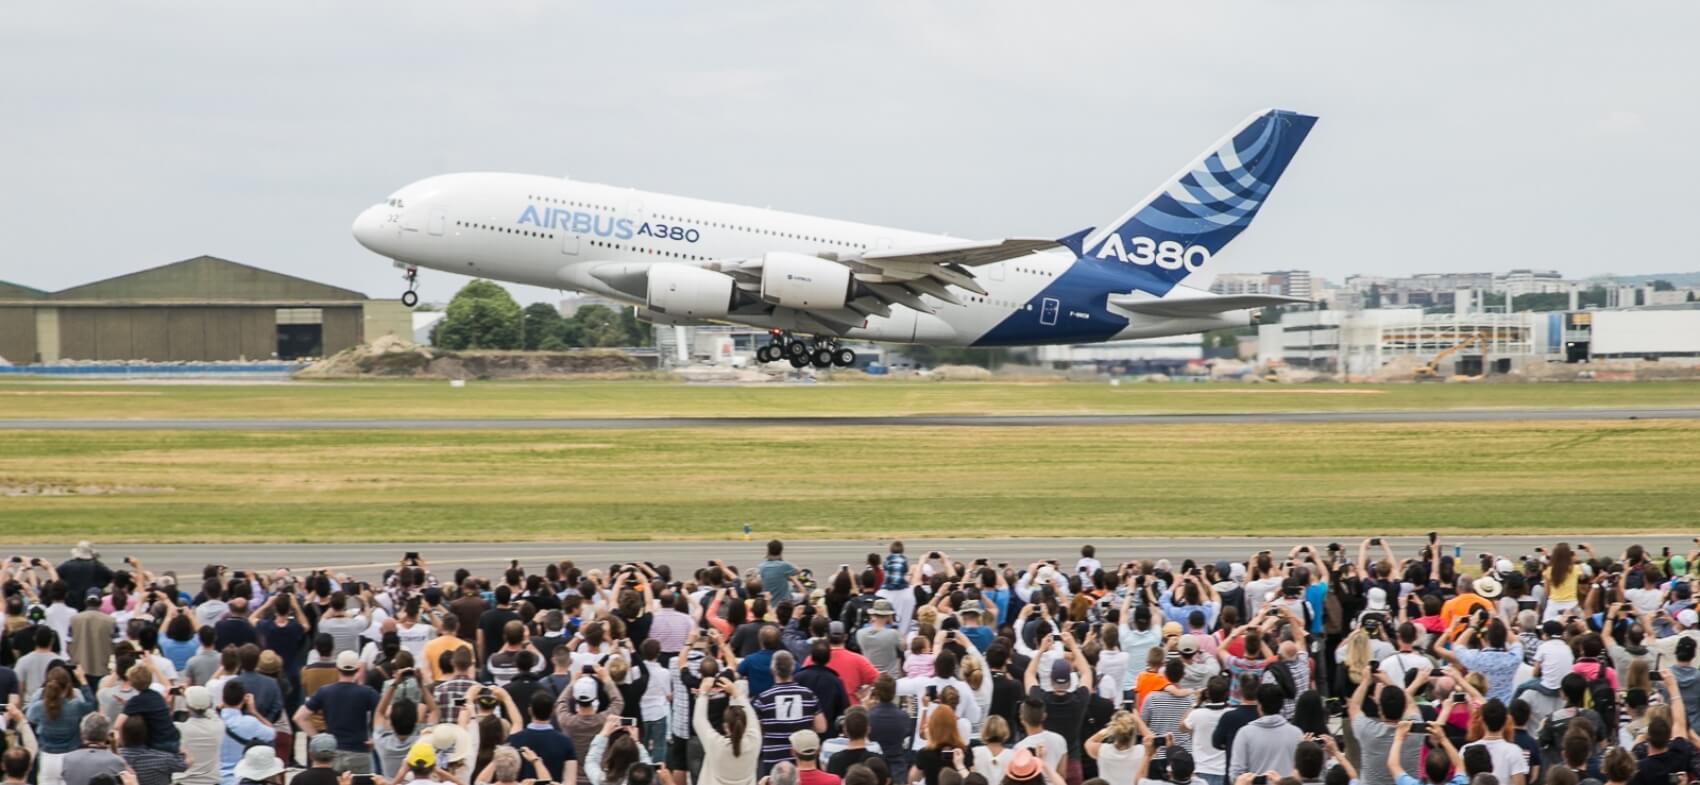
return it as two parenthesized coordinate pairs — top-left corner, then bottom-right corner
(1056, 227), (1095, 258)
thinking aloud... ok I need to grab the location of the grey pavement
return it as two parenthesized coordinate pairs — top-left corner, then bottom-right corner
(8, 536), (1694, 582)
(3, 406), (1699, 430)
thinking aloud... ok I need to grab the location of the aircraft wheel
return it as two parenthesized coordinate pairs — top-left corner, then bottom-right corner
(812, 348), (834, 368)
(833, 348), (856, 367)
(786, 340), (809, 358)
(756, 345), (775, 363)
(789, 355), (810, 369)
(400, 291), (419, 307)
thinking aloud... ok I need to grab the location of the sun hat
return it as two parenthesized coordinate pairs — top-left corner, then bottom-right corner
(1177, 635), (1201, 656)
(1005, 749), (1042, 780)
(257, 651), (283, 675)
(1473, 575), (1503, 599)
(869, 599), (896, 617)
(234, 745), (285, 782)
(428, 723), (472, 763)
(71, 541), (97, 560)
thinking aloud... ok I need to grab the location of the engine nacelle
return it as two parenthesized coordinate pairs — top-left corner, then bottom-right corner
(633, 307), (710, 327)
(646, 263), (735, 319)
(760, 252), (852, 311)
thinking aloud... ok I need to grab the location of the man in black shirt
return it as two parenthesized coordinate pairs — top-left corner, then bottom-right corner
(478, 586), (521, 662)
(292, 734), (342, 785)
(1024, 634), (1094, 784)
(984, 645), (1023, 734)
(1212, 674), (1263, 779)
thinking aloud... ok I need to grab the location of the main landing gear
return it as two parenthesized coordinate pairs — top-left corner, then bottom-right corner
(754, 330), (856, 369)
(400, 266), (420, 307)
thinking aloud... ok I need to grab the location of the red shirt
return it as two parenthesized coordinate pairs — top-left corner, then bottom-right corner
(828, 647), (879, 702)
(799, 768), (842, 785)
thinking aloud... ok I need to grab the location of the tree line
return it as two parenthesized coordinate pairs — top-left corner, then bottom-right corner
(428, 280), (652, 351)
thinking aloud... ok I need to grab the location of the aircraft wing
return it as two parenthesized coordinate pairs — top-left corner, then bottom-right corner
(832, 232), (1085, 314)
(1107, 293), (1311, 318)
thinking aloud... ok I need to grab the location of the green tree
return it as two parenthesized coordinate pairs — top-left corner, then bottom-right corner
(431, 279), (523, 349)
(521, 303), (565, 350)
(1652, 279), (1676, 291)
(564, 305), (630, 347)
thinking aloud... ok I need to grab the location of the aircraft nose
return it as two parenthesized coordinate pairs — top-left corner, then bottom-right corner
(352, 204), (388, 253)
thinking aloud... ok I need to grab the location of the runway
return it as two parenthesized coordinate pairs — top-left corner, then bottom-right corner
(3, 406), (1697, 430)
(11, 536), (1691, 582)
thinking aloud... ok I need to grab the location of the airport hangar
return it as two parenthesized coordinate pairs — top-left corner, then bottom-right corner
(0, 256), (411, 364)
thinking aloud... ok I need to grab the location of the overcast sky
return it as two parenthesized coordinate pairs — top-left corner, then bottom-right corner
(3, 3), (1695, 305)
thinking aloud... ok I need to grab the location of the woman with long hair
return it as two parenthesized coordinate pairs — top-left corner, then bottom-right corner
(1543, 543), (1579, 621)
(911, 704), (975, 785)
(25, 665), (96, 785)
(694, 676), (758, 785)
(586, 714), (652, 785)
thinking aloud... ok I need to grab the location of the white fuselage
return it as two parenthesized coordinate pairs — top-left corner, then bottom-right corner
(352, 172), (1245, 346)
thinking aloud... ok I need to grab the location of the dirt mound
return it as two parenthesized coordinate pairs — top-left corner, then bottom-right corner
(296, 338), (644, 379)
(928, 364), (994, 381)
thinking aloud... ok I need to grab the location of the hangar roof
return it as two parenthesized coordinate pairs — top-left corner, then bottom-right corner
(0, 281), (45, 300)
(45, 255), (369, 302)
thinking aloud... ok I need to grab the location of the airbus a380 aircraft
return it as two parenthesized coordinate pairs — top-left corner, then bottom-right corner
(353, 108), (1317, 368)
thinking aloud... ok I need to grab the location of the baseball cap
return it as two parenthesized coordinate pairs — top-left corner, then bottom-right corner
(309, 734), (338, 762)
(573, 676), (599, 704)
(1213, 560), (1232, 578)
(406, 741), (437, 770)
(1049, 659), (1072, 686)
(335, 651), (361, 672)
(789, 729), (821, 756)
(869, 599), (895, 617)
(1177, 635), (1201, 656)
(1680, 609), (1698, 628)
(1365, 586), (1389, 610)
(1161, 621), (1182, 638)
(185, 685), (213, 711)
(1495, 559), (1514, 575)
(828, 621), (847, 641)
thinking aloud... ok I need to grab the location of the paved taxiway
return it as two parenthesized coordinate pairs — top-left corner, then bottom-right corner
(10, 536), (1692, 582)
(3, 406), (1697, 430)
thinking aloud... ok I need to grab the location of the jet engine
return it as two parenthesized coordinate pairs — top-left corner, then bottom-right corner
(759, 252), (853, 311)
(645, 263), (736, 319)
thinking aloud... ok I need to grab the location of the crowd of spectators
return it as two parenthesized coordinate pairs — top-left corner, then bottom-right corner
(3, 535), (1698, 785)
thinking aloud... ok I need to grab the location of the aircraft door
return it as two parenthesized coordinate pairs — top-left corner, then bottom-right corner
(428, 209), (446, 236)
(562, 234), (580, 256)
(1039, 297), (1059, 326)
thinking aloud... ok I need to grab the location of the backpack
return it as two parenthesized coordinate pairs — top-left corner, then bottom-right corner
(1266, 659), (1297, 700)
(1322, 590), (1344, 636)
(1582, 658), (1617, 735)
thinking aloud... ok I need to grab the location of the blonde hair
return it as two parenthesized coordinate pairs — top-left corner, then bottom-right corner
(607, 655), (630, 682)
(490, 746), (522, 783)
(980, 715), (1011, 744)
(1341, 629), (1371, 678)
(916, 606), (939, 628)
(1106, 710), (1140, 749)
(961, 657), (984, 691)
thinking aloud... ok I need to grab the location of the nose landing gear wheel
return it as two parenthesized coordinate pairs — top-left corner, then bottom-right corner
(833, 348), (856, 368)
(400, 290), (419, 307)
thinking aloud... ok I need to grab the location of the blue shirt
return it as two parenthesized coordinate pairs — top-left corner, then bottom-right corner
(26, 688), (96, 753)
(1305, 583), (1328, 634)
(304, 681), (381, 751)
(160, 638), (199, 672)
(758, 560), (799, 603)
(509, 723), (579, 781)
(738, 649), (777, 697)
(962, 626), (995, 652)
(218, 708), (277, 785)
(882, 554), (909, 590)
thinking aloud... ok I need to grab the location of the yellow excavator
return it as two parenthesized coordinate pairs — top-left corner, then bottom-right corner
(1414, 331), (1487, 381)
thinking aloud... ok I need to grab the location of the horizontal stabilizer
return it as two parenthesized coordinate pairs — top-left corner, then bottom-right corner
(1108, 293), (1310, 318)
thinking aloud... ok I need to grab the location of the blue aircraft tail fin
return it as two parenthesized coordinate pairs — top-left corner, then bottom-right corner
(1083, 109), (1316, 284)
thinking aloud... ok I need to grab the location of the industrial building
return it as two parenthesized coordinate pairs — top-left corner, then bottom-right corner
(1257, 304), (1700, 376)
(0, 256), (411, 364)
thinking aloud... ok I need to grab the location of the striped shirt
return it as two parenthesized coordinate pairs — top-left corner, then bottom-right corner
(122, 745), (189, 785)
(753, 682), (818, 769)
(1139, 689), (1193, 760)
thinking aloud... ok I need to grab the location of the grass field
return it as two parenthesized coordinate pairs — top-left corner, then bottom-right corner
(1, 378), (1698, 420)
(2, 420), (1696, 542)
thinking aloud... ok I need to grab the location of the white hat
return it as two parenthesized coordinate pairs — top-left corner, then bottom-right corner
(1680, 609), (1699, 628)
(185, 685), (213, 711)
(1229, 563), (1247, 582)
(1366, 586), (1389, 611)
(233, 745), (285, 782)
(1495, 559), (1514, 575)
(428, 723), (472, 764)
(572, 676), (599, 704)
(71, 541), (96, 560)
(335, 650), (361, 672)
(1472, 575), (1503, 600)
